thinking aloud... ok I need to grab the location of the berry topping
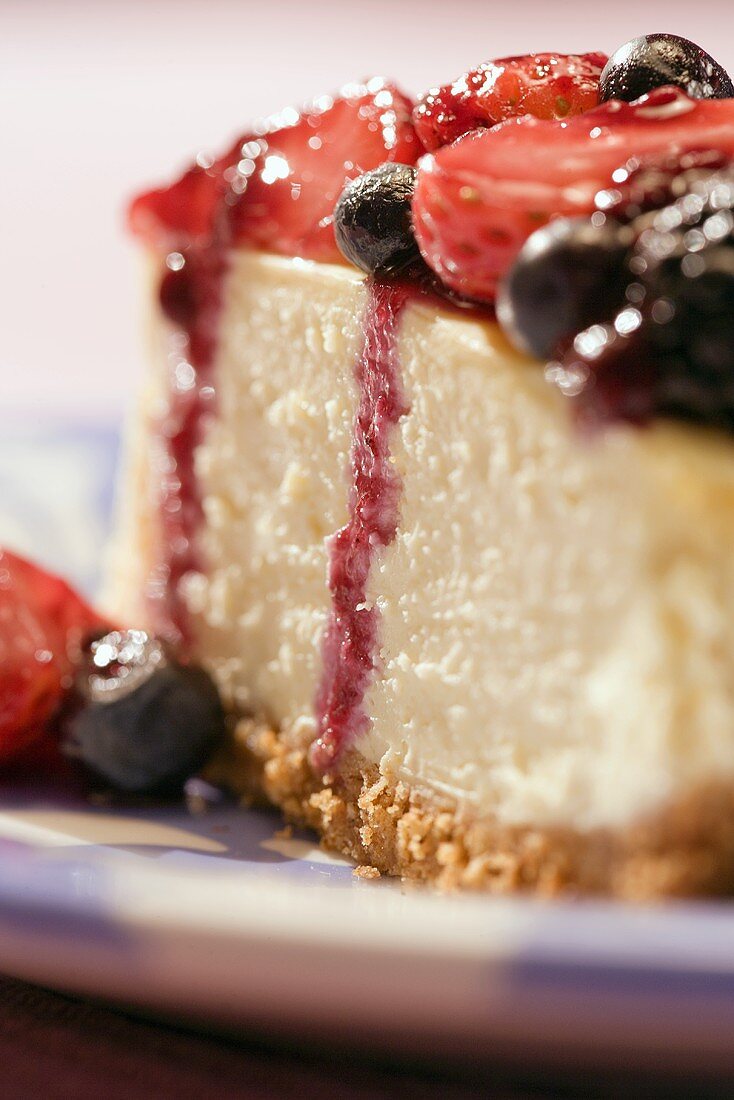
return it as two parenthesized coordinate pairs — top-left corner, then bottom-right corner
(595, 148), (732, 220)
(128, 140), (241, 249)
(414, 53), (607, 152)
(131, 80), (420, 263)
(551, 163), (734, 432)
(64, 630), (226, 794)
(334, 163), (420, 275)
(227, 82), (419, 262)
(412, 87), (734, 303)
(496, 218), (632, 359)
(599, 34), (734, 105)
(0, 550), (103, 765)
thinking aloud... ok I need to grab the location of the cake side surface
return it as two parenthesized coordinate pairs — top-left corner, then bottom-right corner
(361, 297), (734, 830)
(187, 253), (365, 736)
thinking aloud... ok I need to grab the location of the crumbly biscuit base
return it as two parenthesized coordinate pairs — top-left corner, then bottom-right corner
(204, 718), (734, 899)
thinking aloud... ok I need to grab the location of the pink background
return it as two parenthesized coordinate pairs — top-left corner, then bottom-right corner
(2, 0), (733, 419)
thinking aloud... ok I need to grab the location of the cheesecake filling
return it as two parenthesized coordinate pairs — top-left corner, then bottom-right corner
(311, 281), (410, 773)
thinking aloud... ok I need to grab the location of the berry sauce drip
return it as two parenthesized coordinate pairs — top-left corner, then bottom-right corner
(151, 247), (226, 651)
(311, 281), (410, 774)
(412, 86), (734, 305)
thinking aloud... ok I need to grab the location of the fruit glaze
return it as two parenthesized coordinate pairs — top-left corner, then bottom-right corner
(3, 32), (734, 792)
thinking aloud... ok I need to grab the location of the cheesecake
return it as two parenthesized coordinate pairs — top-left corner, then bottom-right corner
(107, 37), (734, 896)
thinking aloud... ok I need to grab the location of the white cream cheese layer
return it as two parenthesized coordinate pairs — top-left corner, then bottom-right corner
(110, 251), (734, 833)
(360, 300), (734, 829)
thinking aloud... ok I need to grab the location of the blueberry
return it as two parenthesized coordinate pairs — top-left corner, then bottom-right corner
(633, 195), (734, 427)
(64, 630), (226, 794)
(553, 165), (734, 433)
(334, 163), (420, 276)
(599, 34), (733, 104)
(496, 217), (632, 360)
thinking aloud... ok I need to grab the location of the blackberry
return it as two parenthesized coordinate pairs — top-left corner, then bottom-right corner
(599, 34), (733, 104)
(334, 163), (420, 276)
(64, 630), (226, 794)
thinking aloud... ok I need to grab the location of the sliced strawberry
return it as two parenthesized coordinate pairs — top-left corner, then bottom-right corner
(130, 79), (420, 262)
(0, 550), (105, 765)
(225, 80), (420, 262)
(414, 52), (607, 152)
(128, 141), (241, 249)
(413, 87), (734, 303)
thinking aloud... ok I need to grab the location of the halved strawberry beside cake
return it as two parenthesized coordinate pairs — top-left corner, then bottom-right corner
(106, 33), (734, 896)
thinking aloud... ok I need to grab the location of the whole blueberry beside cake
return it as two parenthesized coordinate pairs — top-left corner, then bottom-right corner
(105, 32), (734, 897)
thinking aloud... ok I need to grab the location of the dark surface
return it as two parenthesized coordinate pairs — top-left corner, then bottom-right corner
(333, 163), (420, 276)
(495, 216), (631, 359)
(599, 33), (734, 103)
(1, 974), (734, 1100)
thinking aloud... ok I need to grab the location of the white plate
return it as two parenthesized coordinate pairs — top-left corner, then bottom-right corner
(1, 778), (734, 1074)
(3, 426), (734, 1075)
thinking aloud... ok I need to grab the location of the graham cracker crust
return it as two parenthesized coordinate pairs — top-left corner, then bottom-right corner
(205, 718), (734, 899)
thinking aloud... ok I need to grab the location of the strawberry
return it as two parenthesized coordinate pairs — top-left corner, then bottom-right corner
(412, 87), (734, 303)
(0, 550), (105, 765)
(129, 79), (420, 263)
(128, 142), (240, 249)
(225, 80), (420, 262)
(413, 52), (607, 152)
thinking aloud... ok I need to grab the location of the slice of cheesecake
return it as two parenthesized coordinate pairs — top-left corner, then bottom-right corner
(108, 58), (734, 897)
(108, 246), (734, 896)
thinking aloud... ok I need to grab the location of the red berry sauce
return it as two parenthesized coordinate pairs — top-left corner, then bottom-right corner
(311, 281), (410, 773)
(150, 249), (225, 651)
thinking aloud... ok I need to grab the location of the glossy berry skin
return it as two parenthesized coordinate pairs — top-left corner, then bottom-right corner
(334, 164), (420, 275)
(414, 53), (607, 152)
(496, 217), (632, 359)
(412, 87), (734, 303)
(65, 630), (226, 794)
(599, 34), (733, 104)
(595, 148), (731, 222)
(556, 165), (734, 432)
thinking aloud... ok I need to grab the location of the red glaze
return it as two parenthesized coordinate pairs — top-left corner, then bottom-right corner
(311, 281), (410, 773)
(0, 550), (105, 765)
(413, 86), (734, 303)
(414, 52), (607, 152)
